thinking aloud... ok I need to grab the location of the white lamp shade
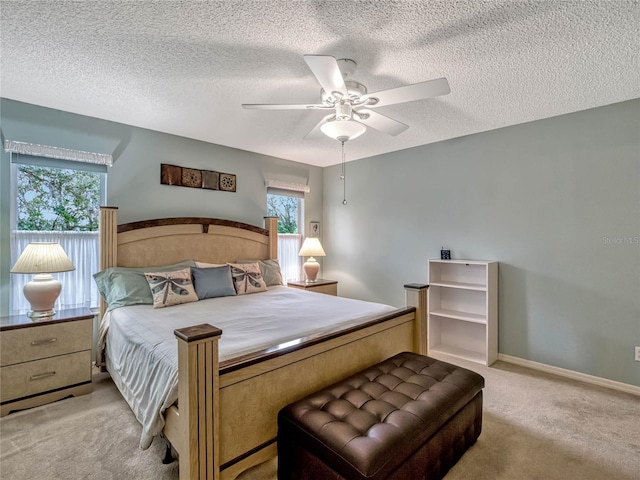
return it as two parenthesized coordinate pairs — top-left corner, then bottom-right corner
(298, 237), (326, 257)
(321, 119), (366, 141)
(11, 243), (75, 274)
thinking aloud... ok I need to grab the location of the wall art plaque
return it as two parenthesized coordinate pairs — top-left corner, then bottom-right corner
(161, 164), (236, 192)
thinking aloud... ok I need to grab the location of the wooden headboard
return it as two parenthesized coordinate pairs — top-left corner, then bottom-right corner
(98, 207), (278, 317)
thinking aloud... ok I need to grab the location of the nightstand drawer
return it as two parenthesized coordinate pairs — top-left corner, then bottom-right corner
(0, 319), (92, 367)
(0, 350), (92, 402)
(287, 279), (338, 296)
(307, 283), (337, 295)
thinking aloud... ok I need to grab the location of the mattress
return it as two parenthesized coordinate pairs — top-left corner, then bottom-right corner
(100, 285), (395, 449)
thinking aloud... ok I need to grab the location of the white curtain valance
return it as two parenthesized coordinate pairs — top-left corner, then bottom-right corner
(4, 139), (113, 167)
(265, 179), (310, 193)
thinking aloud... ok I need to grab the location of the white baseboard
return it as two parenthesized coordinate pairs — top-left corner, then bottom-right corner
(497, 354), (640, 397)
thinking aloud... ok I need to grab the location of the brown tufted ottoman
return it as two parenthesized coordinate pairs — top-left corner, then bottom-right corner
(277, 352), (484, 480)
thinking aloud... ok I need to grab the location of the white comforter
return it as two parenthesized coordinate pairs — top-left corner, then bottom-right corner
(100, 286), (395, 448)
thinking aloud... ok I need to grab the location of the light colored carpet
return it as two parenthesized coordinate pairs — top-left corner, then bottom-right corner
(1, 359), (638, 479)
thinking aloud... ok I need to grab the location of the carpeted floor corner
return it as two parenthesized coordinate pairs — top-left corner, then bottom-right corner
(0, 372), (178, 480)
(1, 361), (638, 479)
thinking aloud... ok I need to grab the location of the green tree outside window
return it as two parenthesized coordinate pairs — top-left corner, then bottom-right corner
(267, 194), (299, 234)
(16, 165), (101, 231)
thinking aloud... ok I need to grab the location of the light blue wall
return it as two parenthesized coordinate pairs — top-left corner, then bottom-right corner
(323, 99), (640, 387)
(3, 98), (638, 387)
(105, 127), (322, 227)
(0, 99), (323, 315)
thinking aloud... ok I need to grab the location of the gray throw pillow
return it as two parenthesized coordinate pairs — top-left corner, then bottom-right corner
(191, 266), (237, 300)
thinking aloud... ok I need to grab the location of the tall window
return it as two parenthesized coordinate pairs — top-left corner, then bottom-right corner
(267, 189), (304, 283)
(10, 157), (106, 314)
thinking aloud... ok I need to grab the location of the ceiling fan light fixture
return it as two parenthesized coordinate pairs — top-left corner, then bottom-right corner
(335, 101), (352, 121)
(320, 119), (366, 141)
(243, 55), (450, 141)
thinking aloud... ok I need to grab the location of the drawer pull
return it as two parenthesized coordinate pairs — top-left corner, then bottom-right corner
(31, 338), (57, 346)
(30, 371), (56, 381)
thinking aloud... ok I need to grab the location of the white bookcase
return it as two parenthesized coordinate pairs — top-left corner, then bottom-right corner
(427, 259), (498, 366)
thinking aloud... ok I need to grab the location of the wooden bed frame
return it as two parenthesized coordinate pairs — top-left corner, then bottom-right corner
(98, 206), (428, 480)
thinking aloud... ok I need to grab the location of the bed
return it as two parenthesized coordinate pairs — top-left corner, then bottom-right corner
(97, 206), (428, 480)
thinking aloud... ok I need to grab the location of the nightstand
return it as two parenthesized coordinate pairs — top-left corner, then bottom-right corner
(287, 279), (338, 296)
(0, 307), (94, 416)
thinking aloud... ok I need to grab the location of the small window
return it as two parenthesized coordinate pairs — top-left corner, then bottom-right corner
(267, 189), (304, 283)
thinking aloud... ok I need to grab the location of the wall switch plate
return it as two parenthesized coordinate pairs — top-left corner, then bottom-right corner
(635, 346), (640, 362)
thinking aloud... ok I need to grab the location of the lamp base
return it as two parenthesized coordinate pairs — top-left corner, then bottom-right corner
(303, 257), (320, 283)
(23, 274), (61, 319)
(28, 309), (56, 319)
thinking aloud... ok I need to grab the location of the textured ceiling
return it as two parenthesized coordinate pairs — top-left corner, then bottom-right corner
(1, 1), (639, 167)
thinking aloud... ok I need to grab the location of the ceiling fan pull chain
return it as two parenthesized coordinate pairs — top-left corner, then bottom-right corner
(340, 141), (345, 180)
(341, 140), (347, 205)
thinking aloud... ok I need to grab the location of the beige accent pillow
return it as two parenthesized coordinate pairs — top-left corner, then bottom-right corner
(235, 259), (283, 286)
(145, 267), (199, 308)
(228, 262), (268, 295)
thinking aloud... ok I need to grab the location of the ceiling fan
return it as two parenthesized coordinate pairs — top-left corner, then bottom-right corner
(242, 55), (450, 142)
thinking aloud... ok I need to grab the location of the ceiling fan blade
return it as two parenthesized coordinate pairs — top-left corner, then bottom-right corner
(303, 55), (348, 97)
(362, 77), (450, 107)
(355, 109), (409, 136)
(303, 114), (334, 139)
(242, 103), (327, 110)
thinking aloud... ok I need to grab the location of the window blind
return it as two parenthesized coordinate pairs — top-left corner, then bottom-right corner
(5, 139), (112, 173)
(265, 179), (309, 198)
(11, 153), (108, 173)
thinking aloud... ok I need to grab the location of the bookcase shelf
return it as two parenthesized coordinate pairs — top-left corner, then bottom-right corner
(428, 259), (498, 366)
(428, 343), (487, 365)
(428, 281), (487, 291)
(429, 309), (487, 324)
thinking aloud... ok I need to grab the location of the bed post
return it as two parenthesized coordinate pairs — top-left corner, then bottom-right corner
(174, 324), (223, 480)
(404, 283), (428, 355)
(264, 216), (278, 259)
(99, 206), (118, 320)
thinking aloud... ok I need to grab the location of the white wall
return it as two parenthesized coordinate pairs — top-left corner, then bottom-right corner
(323, 99), (640, 387)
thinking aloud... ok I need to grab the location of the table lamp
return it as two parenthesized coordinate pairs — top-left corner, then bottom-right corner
(10, 242), (75, 318)
(298, 237), (326, 283)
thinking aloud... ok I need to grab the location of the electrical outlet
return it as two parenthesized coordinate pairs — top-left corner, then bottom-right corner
(635, 346), (640, 362)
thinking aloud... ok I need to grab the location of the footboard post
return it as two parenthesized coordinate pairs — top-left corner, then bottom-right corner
(175, 324), (223, 480)
(404, 284), (428, 355)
